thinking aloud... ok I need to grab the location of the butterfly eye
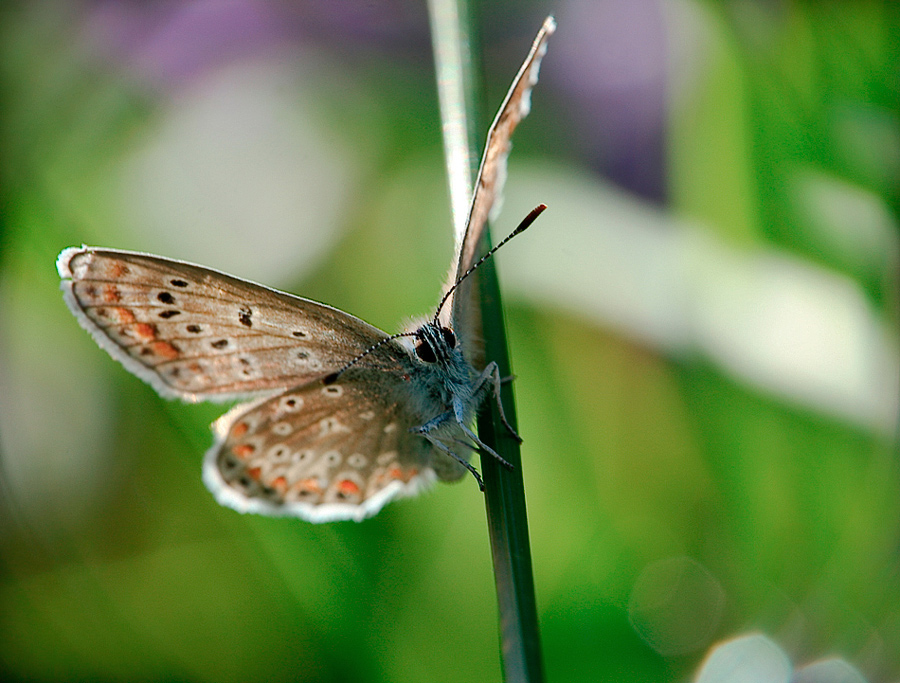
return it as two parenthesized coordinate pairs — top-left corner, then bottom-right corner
(415, 341), (437, 363)
(441, 328), (457, 349)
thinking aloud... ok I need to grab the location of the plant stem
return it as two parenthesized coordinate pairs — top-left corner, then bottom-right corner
(427, 2), (544, 681)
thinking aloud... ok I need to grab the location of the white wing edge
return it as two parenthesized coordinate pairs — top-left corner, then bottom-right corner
(202, 406), (437, 523)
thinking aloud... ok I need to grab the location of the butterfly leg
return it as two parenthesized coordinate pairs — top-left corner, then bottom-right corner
(410, 414), (486, 489)
(413, 410), (454, 434)
(418, 431), (484, 491)
(442, 395), (513, 470)
(448, 433), (515, 471)
(456, 422), (514, 470)
(473, 362), (523, 443)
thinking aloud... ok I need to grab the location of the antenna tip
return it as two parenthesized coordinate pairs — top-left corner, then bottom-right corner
(512, 203), (548, 235)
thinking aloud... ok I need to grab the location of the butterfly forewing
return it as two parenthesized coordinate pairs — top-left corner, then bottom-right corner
(203, 368), (467, 522)
(58, 247), (395, 401)
(449, 16), (555, 369)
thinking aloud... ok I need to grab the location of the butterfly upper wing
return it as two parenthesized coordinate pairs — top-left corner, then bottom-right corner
(448, 16), (555, 368)
(58, 247), (397, 401)
(203, 365), (468, 522)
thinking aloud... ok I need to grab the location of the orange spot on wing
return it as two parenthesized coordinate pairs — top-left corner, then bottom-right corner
(233, 444), (256, 458)
(133, 323), (156, 340)
(271, 476), (288, 493)
(338, 479), (361, 496)
(107, 307), (135, 324)
(150, 341), (179, 360)
(386, 466), (418, 483)
(295, 478), (323, 494)
(109, 262), (129, 278)
(102, 284), (121, 303)
(231, 422), (249, 438)
(246, 467), (262, 480)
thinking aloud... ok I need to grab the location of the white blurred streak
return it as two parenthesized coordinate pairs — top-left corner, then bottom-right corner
(793, 658), (868, 683)
(791, 170), (900, 280)
(628, 556), (725, 656)
(693, 633), (870, 682)
(427, 0), (474, 242)
(693, 634), (791, 683)
(503, 164), (691, 349)
(116, 55), (367, 285)
(687, 230), (897, 431)
(501, 162), (900, 434)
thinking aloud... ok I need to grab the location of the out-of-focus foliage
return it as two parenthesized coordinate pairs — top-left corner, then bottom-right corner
(0, 2), (897, 682)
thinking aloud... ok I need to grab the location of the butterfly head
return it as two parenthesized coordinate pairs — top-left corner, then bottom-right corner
(321, 323), (458, 385)
(414, 322), (457, 365)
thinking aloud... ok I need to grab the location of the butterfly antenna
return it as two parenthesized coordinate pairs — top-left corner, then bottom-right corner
(433, 203), (547, 324)
(322, 331), (419, 385)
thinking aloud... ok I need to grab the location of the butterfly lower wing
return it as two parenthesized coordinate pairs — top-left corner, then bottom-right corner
(448, 17), (555, 367)
(203, 372), (467, 522)
(58, 247), (395, 401)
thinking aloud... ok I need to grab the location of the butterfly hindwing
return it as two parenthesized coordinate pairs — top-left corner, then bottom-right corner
(203, 367), (467, 522)
(58, 247), (394, 401)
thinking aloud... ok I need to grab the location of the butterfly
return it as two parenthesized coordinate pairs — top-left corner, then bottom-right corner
(57, 16), (555, 522)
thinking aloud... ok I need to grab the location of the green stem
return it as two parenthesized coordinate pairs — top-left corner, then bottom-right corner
(427, 2), (544, 681)
(477, 254), (544, 683)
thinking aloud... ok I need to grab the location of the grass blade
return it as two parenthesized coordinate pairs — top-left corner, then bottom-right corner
(427, 2), (545, 680)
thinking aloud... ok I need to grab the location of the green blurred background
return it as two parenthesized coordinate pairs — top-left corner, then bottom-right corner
(1, 1), (898, 681)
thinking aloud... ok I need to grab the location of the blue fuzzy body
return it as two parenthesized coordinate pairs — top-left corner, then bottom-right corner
(398, 323), (480, 429)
